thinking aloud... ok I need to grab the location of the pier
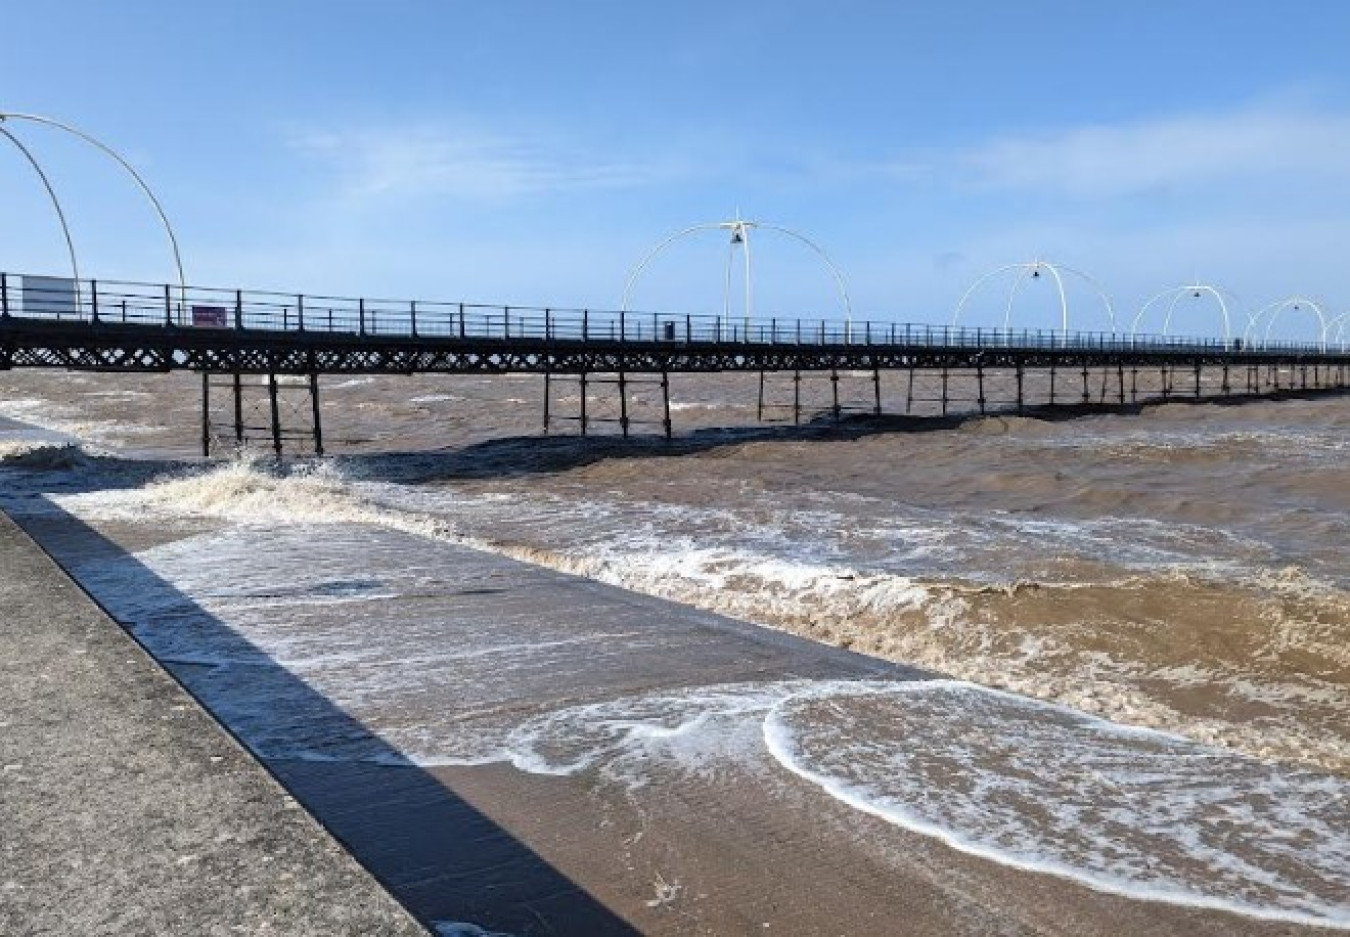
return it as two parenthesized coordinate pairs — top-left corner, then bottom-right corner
(3, 272), (1348, 456)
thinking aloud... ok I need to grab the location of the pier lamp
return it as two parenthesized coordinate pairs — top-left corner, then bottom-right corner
(622, 214), (853, 341)
(952, 260), (1116, 336)
(1131, 284), (1236, 341)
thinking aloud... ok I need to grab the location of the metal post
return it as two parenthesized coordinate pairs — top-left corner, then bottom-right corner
(1194, 362), (1202, 398)
(1117, 363), (1126, 405)
(793, 370), (801, 425)
(235, 289), (243, 330)
(359, 298), (366, 336)
(1080, 365), (1090, 403)
(410, 300), (418, 338)
(661, 369), (672, 440)
(1049, 365), (1056, 406)
(233, 371), (244, 444)
(1015, 361), (1025, 413)
(940, 366), (949, 416)
(906, 366), (915, 414)
(164, 283), (173, 327)
(977, 364), (986, 414)
(579, 372), (589, 436)
(200, 372), (211, 457)
(297, 294), (305, 331)
(1222, 364), (1230, 395)
(309, 372), (323, 456)
(618, 368), (629, 438)
(757, 371), (766, 421)
(90, 279), (99, 323)
(831, 369), (840, 420)
(1131, 366), (1138, 402)
(872, 365), (882, 416)
(0, 273), (8, 318)
(268, 371), (283, 458)
(543, 371), (551, 432)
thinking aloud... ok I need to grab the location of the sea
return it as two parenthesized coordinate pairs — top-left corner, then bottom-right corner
(0, 365), (1347, 931)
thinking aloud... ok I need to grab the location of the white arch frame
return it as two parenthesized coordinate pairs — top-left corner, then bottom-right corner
(951, 260), (1116, 335)
(1326, 311), (1350, 351)
(621, 216), (852, 336)
(0, 125), (82, 301)
(1130, 284), (1235, 340)
(1244, 297), (1329, 351)
(0, 112), (186, 313)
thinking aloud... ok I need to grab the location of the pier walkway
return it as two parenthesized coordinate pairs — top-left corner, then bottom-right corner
(3, 272), (1348, 454)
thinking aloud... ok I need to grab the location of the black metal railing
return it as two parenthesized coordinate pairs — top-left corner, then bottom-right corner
(0, 271), (1340, 355)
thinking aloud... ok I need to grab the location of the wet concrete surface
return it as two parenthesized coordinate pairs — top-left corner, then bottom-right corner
(0, 511), (428, 937)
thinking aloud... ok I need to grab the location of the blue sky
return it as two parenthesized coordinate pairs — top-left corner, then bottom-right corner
(3, 2), (1350, 340)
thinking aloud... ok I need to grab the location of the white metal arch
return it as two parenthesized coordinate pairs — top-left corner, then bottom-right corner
(0, 125), (82, 297)
(621, 216), (852, 335)
(1130, 284), (1234, 340)
(951, 260), (1116, 335)
(1244, 297), (1329, 351)
(1326, 311), (1350, 350)
(0, 112), (186, 306)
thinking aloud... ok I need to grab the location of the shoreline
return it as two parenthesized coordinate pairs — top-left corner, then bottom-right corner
(5, 496), (1344, 935)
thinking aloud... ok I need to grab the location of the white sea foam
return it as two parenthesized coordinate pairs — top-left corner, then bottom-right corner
(763, 680), (1350, 929)
(0, 396), (149, 448)
(408, 674), (1350, 928)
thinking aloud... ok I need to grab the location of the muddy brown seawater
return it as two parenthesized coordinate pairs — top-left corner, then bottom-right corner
(1, 367), (1347, 933)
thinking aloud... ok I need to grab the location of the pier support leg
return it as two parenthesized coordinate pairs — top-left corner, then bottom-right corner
(619, 369), (630, 438)
(543, 371), (551, 433)
(1194, 362), (1202, 398)
(872, 366), (882, 416)
(233, 371), (244, 445)
(1015, 362), (1025, 413)
(1080, 365), (1090, 404)
(831, 369), (841, 421)
(1049, 365), (1056, 406)
(661, 369), (672, 440)
(200, 372), (211, 457)
(1161, 366), (1171, 400)
(1221, 365), (1231, 396)
(976, 364), (986, 414)
(580, 372), (589, 436)
(940, 367), (949, 416)
(267, 371), (283, 458)
(309, 372), (323, 457)
(757, 371), (766, 422)
(793, 370), (801, 425)
(1117, 363), (1126, 406)
(905, 366), (915, 414)
(1130, 366), (1138, 403)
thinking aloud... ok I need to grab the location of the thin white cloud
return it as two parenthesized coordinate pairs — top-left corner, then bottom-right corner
(953, 104), (1350, 198)
(293, 124), (671, 201)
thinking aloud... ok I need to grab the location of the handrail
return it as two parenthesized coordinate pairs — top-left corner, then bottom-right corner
(0, 270), (1342, 356)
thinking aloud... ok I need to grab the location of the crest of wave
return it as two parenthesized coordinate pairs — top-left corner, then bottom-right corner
(489, 539), (1350, 773)
(131, 456), (485, 548)
(0, 440), (91, 470)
